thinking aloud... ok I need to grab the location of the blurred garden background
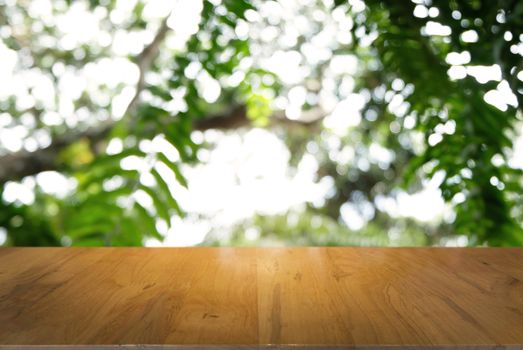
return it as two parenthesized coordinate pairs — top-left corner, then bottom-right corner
(0, 0), (522, 247)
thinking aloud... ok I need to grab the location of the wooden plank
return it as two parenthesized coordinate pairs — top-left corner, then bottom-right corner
(0, 247), (522, 349)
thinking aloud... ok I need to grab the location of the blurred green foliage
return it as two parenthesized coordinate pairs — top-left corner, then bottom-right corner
(0, 0), (522, 246)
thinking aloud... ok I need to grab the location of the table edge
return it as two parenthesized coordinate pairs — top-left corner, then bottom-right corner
(1, 345), (522, 350)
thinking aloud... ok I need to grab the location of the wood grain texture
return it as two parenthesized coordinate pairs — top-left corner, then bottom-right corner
(0, 247), (522, 349)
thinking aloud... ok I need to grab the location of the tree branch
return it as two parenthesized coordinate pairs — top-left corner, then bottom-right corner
(127, 17), (170, 113)
(0, 102), (326, 185)
(0, 124), (113, 184)
(193, 105), (325, 132)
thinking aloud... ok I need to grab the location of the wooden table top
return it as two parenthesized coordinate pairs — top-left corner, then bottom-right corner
(0, 247), (522, 349)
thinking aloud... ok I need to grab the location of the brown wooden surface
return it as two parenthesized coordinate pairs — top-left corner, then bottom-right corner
(0, 247), (522, 349)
